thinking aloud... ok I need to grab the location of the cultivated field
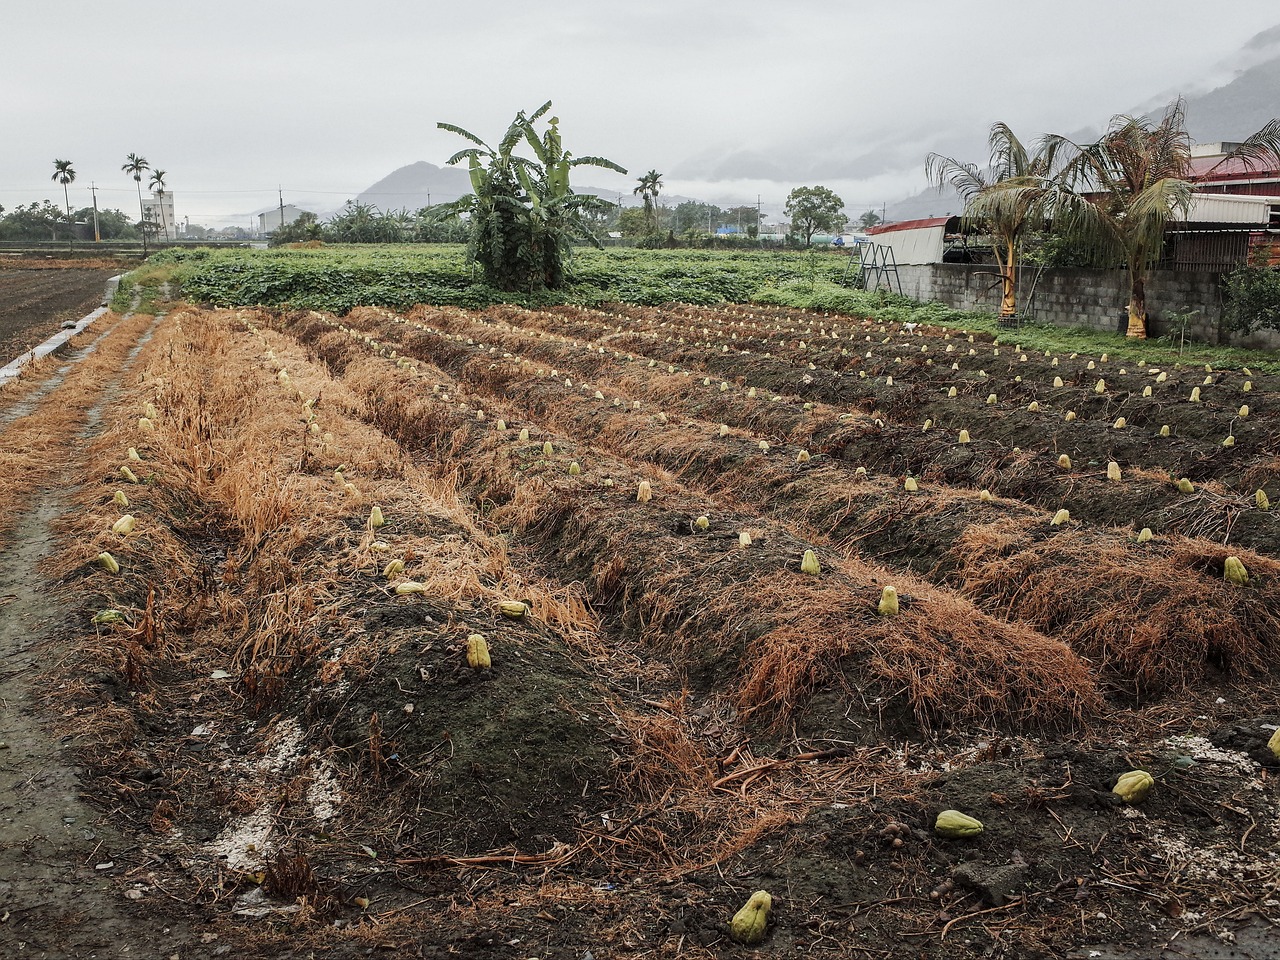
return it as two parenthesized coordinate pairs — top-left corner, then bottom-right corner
(0, 258), (124, 361)
(1, 270), (1278, 958)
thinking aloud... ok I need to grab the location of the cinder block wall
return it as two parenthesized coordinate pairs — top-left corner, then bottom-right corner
(887, 264), (1280, 350)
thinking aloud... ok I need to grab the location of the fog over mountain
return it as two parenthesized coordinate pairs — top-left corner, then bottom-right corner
(352, 23), (1280, 229)
(4, 2), (1278, 230)
(881, 23), (1280, 223)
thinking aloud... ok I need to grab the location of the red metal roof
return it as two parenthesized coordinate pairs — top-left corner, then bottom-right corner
(1188, 156), (1280, 183)
(866, 216), (954, 235)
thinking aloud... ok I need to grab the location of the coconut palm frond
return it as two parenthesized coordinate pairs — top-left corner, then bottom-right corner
(924, 153), (987, 200)
(1216, 118), (1280, 173)
(988, 122), (1032, 178)
(1130, 177), (1193, 226)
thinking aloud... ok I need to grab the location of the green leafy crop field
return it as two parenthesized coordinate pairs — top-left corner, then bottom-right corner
(157, 244), (853, 312)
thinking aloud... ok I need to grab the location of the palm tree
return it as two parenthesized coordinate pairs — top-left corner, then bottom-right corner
(633, 170), (663, 232)
(1046, 99), (1280, 338)
(51, 159), (76, 244)
(858, 209), (883, 231)
(148, 168), (169, 241)
(122, 153), (150, 254)
(926, 124), (1052, 318)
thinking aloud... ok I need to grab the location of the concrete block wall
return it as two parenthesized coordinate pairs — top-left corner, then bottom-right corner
(888, 263), (1280, 350)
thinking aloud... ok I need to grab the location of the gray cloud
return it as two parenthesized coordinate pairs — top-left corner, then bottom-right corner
(3, 1), (1276, 227)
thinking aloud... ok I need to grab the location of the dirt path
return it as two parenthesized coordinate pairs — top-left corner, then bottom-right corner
(0, 299), (194, 959)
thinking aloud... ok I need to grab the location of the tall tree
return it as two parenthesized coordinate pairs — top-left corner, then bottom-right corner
(858, 209), (883, 230)
(51, 159), (76, 243)
(633, 170), (663, 232)
(926, 123), (1052, 318)
(784, 185), (846, 246)
(672, 200), (722, 234)
(148, 168), (169, 240)
(122, 153), (150, 254)
(437, 101), (625, 292)
(1047, 99), (1280, 337)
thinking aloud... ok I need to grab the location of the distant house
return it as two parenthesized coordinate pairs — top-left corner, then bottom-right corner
(259, 205), (305, 234)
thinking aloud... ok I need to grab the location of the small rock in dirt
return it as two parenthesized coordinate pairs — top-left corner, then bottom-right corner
(125, 888), (144, 900)
(951, 860), (1029, 906)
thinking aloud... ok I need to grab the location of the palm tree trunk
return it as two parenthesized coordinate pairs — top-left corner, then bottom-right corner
(136, 180), (149, 256)
(1126, 259), (1148, 339)
(999, 238), (1017, 317)
(63, 183), (73, 252)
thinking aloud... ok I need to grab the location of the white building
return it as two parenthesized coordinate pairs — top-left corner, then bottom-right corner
(142, 192), (176, 240)
(258, 205), (305, 234)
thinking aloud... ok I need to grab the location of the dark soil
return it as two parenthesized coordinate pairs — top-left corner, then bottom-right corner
(0, 263), (123, 363)
(6, 298), (1280, 960)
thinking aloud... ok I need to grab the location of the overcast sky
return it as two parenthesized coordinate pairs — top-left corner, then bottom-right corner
(4, 0), (1279, 227)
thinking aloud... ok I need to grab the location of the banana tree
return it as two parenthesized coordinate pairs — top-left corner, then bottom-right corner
(437, 102), (625, 292)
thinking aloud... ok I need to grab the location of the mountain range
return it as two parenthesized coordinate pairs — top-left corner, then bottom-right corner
(353, 161), (685, 214)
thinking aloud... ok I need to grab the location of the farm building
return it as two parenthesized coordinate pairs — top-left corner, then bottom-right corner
(258, 204), (305, 234)
(863, 216), (963, 265)
(1189, 142), (1280, 197)
(1168, 192), (1280, 270)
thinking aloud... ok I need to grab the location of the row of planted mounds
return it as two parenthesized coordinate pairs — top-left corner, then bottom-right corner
(297, 305), (1280, 701)
(525, 301), (1278, 488)
(0, 309), (155, 549)
(49, 303), (636, 927)
(44, 307), (1065, 959)
(279, 307), (1100, 733)
(36, 300), (1279, 959)
(386, 300), (1278, 554)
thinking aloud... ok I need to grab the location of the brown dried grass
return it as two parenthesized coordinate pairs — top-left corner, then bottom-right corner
(953, 519), (1280, 696)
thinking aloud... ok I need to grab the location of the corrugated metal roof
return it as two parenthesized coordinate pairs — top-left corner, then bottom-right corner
(1183, 192), (1280, 224)
(1189, 156), (1280, 183)
(866, 216), (955, 235)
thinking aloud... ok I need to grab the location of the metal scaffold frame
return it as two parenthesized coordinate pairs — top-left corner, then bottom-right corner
(845, 242), (903, 295)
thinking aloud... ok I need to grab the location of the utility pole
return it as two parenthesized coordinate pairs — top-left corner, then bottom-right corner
(90, 182), (101, 241)
(278, 186), (286, 235)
